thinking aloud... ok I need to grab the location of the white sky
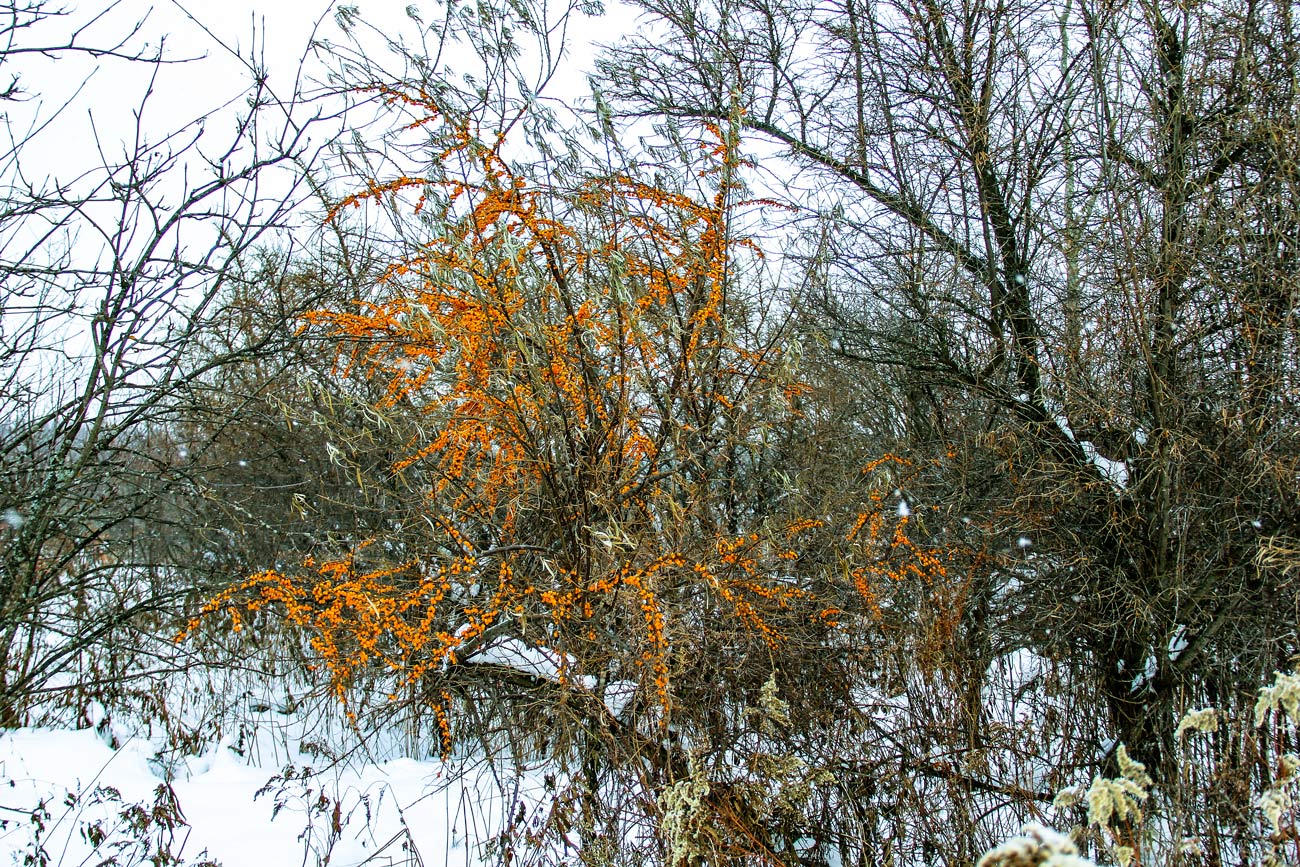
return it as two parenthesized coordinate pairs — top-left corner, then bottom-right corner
(8, 0), (640, 208)
(0, 0), (640, 401)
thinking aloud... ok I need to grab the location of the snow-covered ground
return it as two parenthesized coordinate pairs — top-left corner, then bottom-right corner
(0, 715), (553, 867)
(0, 665), (569, 867)
(0, 614), (647, 867)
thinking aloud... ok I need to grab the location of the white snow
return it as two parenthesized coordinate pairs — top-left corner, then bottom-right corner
(1080, 441), (1129, 488)
(0, 725), (556, 867)
(1132, 654), (1158, 692)
(979, 822), (1095, 867)
(468, 636), (593, 687)
(1168, 625), (1189, 662)
(1054, 415), (1077, 442)
(603, 680), (638, 719)
(1052, 413), (1132, 490)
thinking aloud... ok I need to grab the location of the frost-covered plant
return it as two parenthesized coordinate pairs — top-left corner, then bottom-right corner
(1255, 670), (1300, 866)
(988, 670), (1300, 867)
(1173, 707), (1217, 738)
(1255, 669), (1300, 726)
(747, 750), (835, 823)
(653, 674), (837, 867)
(976, 823), (1096, 867)
(1086, 746), (1150, 826)
(658, 760), (713, 867)
(755, 671), (790, 732)
(1258, 754), (1299, 834)
(1075, 746), (1151, 866)
(655, 748), (834, 867)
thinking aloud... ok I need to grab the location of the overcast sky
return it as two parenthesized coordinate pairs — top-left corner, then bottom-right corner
(0, 0), (639, 385)
(11, 0), (636, 198)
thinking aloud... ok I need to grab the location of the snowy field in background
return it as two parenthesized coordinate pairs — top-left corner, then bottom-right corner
(0, 721), (555, 867)
(0, 633), (591, 867)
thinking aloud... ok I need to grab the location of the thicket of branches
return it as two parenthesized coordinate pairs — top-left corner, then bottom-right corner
(0, 0), (336, 728)
(3, 0), (1299, 864)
